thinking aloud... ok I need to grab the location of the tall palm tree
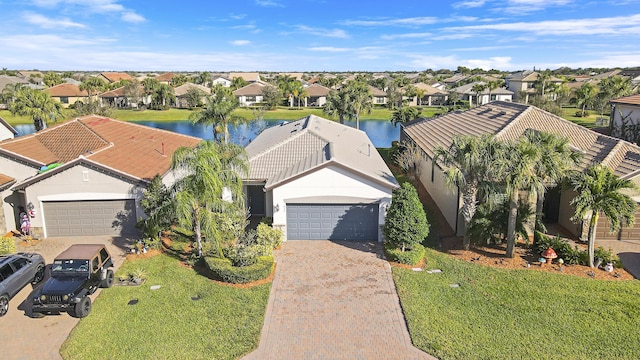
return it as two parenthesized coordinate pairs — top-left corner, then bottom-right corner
(434, 134), (503, 250)
(525, 131), (582, 231)
(471, 83), (486, 107)
(575, 82), (598, 117)
(152, 83), (175, 109)
(276, 75), (297, 107)
(568, 165), (637, 267)
(346, 80), (372, 129)
(190, 84), (245, 143)
(79, 76), (106, 102)
(9, 87), (64, 131)
(390, 107), (421, 127)
(171, 141), (248, 257)
(323, 87), (350, 124)
(502, 138), (546, 258)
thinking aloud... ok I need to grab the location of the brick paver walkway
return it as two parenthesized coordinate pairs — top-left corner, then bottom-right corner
(243, 240), (435, 360)
(1, 236), (131, 360)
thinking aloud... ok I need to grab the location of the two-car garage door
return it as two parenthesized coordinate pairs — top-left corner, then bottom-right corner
(43, 200), (137, 237)
(286, 203), (379, 241)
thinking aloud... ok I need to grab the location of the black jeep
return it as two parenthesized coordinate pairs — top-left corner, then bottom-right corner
(32, 244), (114, 318)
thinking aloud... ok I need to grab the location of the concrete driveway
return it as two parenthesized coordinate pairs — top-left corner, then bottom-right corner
(243, 240), (435, 360)
(1, 236), (131, 360)
(597, 239), (640, 278)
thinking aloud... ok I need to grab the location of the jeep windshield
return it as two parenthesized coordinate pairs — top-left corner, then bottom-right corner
(51, 259), (90, 274)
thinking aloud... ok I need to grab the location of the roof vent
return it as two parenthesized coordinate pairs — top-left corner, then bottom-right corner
(498, 111), (507, 116)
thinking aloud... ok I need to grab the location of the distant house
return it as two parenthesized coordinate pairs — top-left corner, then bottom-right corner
(229, 72), (261, 83)
(212, 76), (232, 87)
(156, 72), (177, 85)
(174, 83), (211, 108)
(407, 83), (448, 106)
(402, 101), (640, 241)
(244, 115), (398, 241)
(505, 71), (562, 103)
(369, 85), (387, 106)
(44, 83), (93, 108)
(233, 82), (274, 106)
(610, 94), (640, 143)
(99, 87), (129, 108)
(304, 83), (331, 107)
(97, 72), (134, 84)
(0, 115), (201, 237)
(442, 74), (470, 88)
(450, 82), (513, 106)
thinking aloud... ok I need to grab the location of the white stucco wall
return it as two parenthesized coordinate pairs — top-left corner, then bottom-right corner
(416, 156), (462, 235)
(22, 164), (144, 237)
(611, 104), (640, 141)
(0, 125), (14, 142)
(270, 165), (394, 242)
(0, 156), (40, 233)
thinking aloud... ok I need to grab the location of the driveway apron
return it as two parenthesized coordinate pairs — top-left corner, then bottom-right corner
(1, 236), (130, 360)
(243, 240), (435, 360)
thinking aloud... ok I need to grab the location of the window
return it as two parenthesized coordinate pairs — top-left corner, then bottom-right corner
(92, 257), (99, 271)
(0, 265), (14, 279)
(491, 95), (497, 101)
(99, 248), (109, 265)
(60, 96), (69, 104)
(375, 97), (385, 104)
(12, 258), (28, 270)
(245, 96), (256, 103)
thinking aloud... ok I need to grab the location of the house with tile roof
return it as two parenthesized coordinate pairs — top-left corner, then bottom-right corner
(505, 71), (563, 103)
(229, 72), (261, 83)
(173, 83), (211, 108)
(45, 83), (94, 108)
(610, 94), (640, 144)
(233, 82), (275, 106)
(0, 115), (201, 238)
(402, 101), (640, 241)
(406, 83), (448, 106)
(303, 83), (331, 107)
(155, 72), (177, 85)
(450, 82), (514, 106)
(245, 115), (398, 241)
(97, 72), (134, 84)
(212, 76), (232, 87)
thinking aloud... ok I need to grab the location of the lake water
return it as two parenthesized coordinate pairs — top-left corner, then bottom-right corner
(13, 119), (401, 148)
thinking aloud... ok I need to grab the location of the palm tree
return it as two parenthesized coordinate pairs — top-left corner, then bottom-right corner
(152, 83), (175, 109)
(231, 77), (248, 90)
(390, 107), (421, 127)
(568, 165), (637, 267)
(575, 82), (598, 117)
(434, 134), (503, 250)
(9, 87), (64, 131)
(79, 76), (106, 102)
(276, 75), (297, 107)
(190, 84), (245, 143)
(415, 88), (426, 106)
(171, 141), (248, 257)
(346, 80), (372, 129)
(524, 131), (582, 232)
(471, 83), (486, 107)
(536, 70), (552, 97)
(502, 138), (546, 258)
(323, 87), (350, 124)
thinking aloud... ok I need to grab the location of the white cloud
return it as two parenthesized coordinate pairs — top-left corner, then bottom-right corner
(23, 12), (86, 29)
(121, 12), (145, 23)
(293, 25), (349, 38)
(341, 17), (439, 27)
(408, 54), (515, 71)
(452, 0), (487, 9)
(256, 0), (284, 7)
(380, 32), (432, 40)
(230, 40), (251, 46)
(31, 0), (145, 23)
(308, 47), (350, 52)
(502, 0), (574, 14)
(444, 13), (640, 36)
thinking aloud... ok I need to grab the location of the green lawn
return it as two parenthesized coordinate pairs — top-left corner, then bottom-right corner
(560, 107), (606, 128)
(60, 254), (270, 360)
(393, 248), (640, 360)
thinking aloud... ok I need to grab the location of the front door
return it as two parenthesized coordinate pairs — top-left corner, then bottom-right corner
(247, 185), (266, 216)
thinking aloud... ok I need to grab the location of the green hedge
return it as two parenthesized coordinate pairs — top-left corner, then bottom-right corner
(204, 255), (274, 284)
(384, 242), (425, 266)
(0, 236), (16, 255)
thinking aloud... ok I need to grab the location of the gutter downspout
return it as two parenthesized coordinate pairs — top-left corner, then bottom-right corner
(455, 184), (460, 236)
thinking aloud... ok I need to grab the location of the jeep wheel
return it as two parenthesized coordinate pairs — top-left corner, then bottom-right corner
(0, 294), (9, 317)
(101, 269), (114, 288)
(32, 264), (45, 284)
(72, 297), (91, 318)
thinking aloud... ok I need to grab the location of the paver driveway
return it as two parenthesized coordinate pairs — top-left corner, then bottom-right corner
(0, 236), (130, 360)
(243, 240), (435, 360)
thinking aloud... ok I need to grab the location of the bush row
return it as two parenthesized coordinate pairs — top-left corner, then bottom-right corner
(204, 255), (274, 284)
(384, 242), (425, 266)
(534, 231), (622, 268)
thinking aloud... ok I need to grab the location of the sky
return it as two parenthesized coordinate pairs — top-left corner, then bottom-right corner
(0, 0), (639, 72)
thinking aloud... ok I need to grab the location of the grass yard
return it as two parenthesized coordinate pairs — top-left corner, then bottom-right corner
(60, 253), (270, 360)
(393, 248), (640, 360)
(560, 106), (605, 128)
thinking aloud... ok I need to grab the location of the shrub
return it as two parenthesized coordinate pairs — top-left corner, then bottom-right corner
(534, 232), (622, 267)
(0, 236), (16, 255)
(384, 242), (425, 265)
(256, 223), (282, 252)
(595, 246), (623, 268)
(383, 183), (429, 251)
(204, 255), (274, 284)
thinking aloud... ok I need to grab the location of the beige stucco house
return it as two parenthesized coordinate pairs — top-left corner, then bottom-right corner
(402, 101), (640, 242)
(244, 115), (398, 242)
(45, 83), (93, 108)
(610, 94), (640, 144)
(505, 71), (563, 103)
(0, 115), (201, 238)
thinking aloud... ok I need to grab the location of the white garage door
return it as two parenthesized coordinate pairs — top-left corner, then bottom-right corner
(43, 200), (137, 237)
(286, 203), (379, 241)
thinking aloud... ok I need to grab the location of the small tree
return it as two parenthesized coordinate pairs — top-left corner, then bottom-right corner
(383, 183), (429, 252)
(137, 175), (174, 240)
(261, 85), (281, 110)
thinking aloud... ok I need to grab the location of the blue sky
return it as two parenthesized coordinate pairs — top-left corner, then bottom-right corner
(1, 0), (639, 72)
